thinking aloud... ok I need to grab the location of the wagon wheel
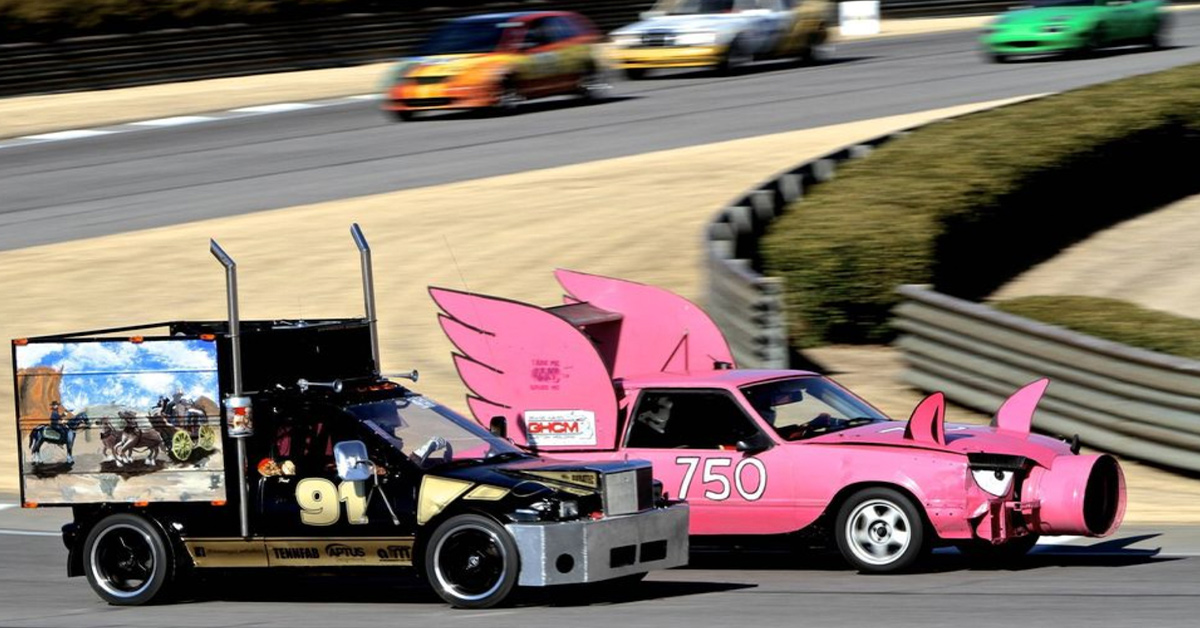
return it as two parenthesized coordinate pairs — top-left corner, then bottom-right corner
(170, 431), (194, 461)
(197, 425), (217, 451)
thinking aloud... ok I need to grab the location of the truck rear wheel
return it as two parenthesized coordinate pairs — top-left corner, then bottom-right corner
(425, 514), (519, 608)
(83, 513), (174, 605)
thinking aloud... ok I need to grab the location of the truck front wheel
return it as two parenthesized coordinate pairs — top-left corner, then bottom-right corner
(83, 513), (174, 605)
(425, 514), (519, 608)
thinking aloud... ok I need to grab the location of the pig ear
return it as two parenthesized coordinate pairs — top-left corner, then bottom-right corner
(904, 392), (947, 447)
(992, 378), (1049, 439)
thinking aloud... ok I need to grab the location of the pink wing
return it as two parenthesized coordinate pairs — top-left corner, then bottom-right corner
(429, 287), (620, 451)
(904, 392), (947, 447)
(555, 269), (735, 378)
(992, 378), (1049, 439)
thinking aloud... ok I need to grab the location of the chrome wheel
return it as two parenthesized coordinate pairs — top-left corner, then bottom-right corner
(846, 499), (912, 566)
(426, 514), (518, 608)
(91, 524), (155, 599)
(835, 487), (927, 573)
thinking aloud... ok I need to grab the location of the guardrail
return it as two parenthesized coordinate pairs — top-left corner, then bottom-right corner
(704, 133), (907, 368)
(0, 0), (1041, 98)
(894, 285), (1200, 473)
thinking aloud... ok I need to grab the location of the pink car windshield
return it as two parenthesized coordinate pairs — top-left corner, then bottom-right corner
(740, 377), (889, 440)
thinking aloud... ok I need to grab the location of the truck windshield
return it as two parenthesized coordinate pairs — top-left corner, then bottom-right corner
(346, 395), (522, 467)
(741, 376), (889, 440)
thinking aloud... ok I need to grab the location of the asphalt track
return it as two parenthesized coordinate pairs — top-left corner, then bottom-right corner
(0, 505), (1198, 628)
(3, 13), (1200, 251)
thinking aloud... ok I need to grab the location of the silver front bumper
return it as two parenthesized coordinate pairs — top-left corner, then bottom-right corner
(506, 503), (689, 586)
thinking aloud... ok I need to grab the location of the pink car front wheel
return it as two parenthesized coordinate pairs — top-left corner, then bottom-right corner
(835, 488), (929, 573)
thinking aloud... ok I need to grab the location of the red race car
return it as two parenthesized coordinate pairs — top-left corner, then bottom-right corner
(380, 11), (609, 120)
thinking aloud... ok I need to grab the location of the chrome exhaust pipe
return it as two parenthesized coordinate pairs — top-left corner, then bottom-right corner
(210, 239), (251, 540)
(350, 223), (381, 376)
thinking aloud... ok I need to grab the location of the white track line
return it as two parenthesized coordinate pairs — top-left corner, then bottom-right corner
(1036, 535), (1085, 546)
(232, 102), (319, 114)
(1, 93), (379, 149)
(0, 504), (14, 512)
(25, 129), (114, 141)
(129, 115), (215, 127)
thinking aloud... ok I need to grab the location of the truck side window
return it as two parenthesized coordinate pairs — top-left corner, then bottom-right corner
(626, 391), (761, 449)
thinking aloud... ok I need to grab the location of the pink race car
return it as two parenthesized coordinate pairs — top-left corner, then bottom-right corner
(428, 270), (1126, 572)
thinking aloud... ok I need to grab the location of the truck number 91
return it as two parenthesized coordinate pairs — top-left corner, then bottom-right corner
(296, 478), (369, 526)
(675, 456), (767, 501)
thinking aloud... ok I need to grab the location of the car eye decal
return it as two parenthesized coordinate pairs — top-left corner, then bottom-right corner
(971, 469), (1015, 497)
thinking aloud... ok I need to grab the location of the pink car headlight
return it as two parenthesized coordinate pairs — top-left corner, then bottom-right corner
(1025, 454), (1126, 537)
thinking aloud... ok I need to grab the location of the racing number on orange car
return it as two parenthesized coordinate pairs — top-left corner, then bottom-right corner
(676, 456), (767, 501)
(297, 478), (369, 526)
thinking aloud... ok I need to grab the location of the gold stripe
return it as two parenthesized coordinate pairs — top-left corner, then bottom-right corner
(417, 476), (474, 525)
(183, 537), (416, 568)
(519, 470), (600, 489)
(463, 484), (510, 501)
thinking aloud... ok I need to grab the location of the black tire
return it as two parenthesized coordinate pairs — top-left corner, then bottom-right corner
(956, 534), (1039, 566)
(490, 77), (523, 116)
(717, 37), (751, 75)
(987, 52), (1010, 64)
(83, 513), (174, 605)
(576, 65), (608, 102)
(388, 109), (415, 122)
(835, 487), (928, 574)
(623, 67), (647, 80)
(1146, 18), (1166, 49)
(424, 514), (520, 609)
(797, 28), (832, 66)
(1082, 24), (1106, 57)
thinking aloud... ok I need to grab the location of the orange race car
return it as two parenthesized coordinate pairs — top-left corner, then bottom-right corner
(381, 11), (608, 121)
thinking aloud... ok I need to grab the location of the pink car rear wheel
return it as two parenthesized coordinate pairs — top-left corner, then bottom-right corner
(835, 487), (928, 573)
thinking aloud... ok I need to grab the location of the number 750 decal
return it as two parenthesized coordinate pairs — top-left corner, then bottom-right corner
(675, 456), (767, 501)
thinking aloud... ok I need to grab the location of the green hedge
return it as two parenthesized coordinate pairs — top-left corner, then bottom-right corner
(995, 296), (1200, 362)
(761, 62), (1200, 347)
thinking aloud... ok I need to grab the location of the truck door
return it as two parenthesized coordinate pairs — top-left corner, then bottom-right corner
(622, 389), (799, 535)
(252, 411), (417, 550)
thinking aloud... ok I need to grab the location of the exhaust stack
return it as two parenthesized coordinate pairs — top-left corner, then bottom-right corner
(210, 239), (251, 540)
(351, 223), (381, 376)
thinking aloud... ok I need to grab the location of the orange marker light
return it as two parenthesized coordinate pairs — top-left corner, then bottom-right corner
(134, 501), (149, 507)
(13, 339), (28, 346)
(212, 500), (227, 507)
(130, 336), (145, 344)
(200, 334), (216, 342)
(22, 501), (37, 509)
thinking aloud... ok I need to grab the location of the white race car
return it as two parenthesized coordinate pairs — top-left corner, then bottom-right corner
(608, 0), (833, 78)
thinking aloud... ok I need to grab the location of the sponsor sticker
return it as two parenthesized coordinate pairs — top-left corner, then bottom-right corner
(523, 410), (596, 447)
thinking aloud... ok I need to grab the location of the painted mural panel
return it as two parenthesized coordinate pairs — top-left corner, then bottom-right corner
(15, 339), (226, 504)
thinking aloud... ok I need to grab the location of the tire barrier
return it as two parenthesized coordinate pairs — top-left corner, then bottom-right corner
(894, 284), (1200, 473)
(704, 133), (906, 368)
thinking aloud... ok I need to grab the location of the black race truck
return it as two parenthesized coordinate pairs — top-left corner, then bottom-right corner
(11, 225), (688, 608)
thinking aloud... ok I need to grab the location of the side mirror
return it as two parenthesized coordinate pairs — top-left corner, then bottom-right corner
(334, 440), (373, 481)
(736, 434), (772, 455)
(489, 416), (508, 439)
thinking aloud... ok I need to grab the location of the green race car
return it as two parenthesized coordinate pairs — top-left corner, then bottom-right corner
(981, 0), (1167, 62)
